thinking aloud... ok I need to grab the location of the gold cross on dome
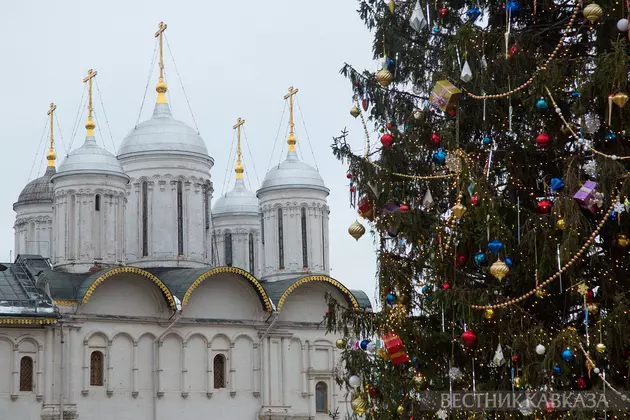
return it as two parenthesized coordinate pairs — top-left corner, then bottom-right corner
(46, 103), (57, 166)
(82, 69), (98, 135)
(283, 86), (299, 151)
(154, 21), (168, 78)
(233, 117), (245, 179)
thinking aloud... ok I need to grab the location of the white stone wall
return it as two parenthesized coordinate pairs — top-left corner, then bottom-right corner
(212, 214), (261, 277)
(120, 153), (213, 268)
(51, 174), (128, 273)
(13, 202), (53, 258)
(258, 188), (330, 282)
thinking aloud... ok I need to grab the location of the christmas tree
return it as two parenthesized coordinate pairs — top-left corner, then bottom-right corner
(327, 0), (630, 418)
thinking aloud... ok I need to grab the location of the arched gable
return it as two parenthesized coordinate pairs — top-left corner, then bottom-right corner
(79, 266), (177, 310)
(182, 266), (273, 312)
(276, 275), (359, 311)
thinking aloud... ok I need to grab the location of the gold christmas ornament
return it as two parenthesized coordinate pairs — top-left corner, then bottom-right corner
(490, 260), (510, 281)
(484, 308), (495, 320)
(583, 3), (603, 24)
(397, 405), (405, 415)
(413, 109), (425, 121)
(556, 218), (566, 230)
(612, 92), (629, 108)
(513, 376), (522, 389)
(451, 202), (467, 219)
(536, 289), (548, 299)
(587, 303), (599, 314)
(413, 372), (428, 391)
(617, 234), (630, 247)
(335, 339), (347, 350)
(351, 393), (368, 415)
(348, 220), (366, 241)
(378, 347), (390, 360)
(350, 106), (361, 118)
(595, 342), (607, 353)
(376, 68), (394, 87)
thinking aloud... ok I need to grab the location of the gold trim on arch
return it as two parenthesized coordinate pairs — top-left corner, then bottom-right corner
(276, 275), (359, 311)
(0, 318), (57, 325)
(82, 266), (177, 310)
(182, 266), (273, 312)
(54, 299), (76, 307)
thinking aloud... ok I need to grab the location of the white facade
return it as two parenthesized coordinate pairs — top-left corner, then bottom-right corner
(13, 201), (53, 258)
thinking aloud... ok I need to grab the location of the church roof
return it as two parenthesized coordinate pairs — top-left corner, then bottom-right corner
(55, 136), (126, 178)
(118, 103), (209, 157)
(212, 179), (260, 216)
(258, 150), (328, 194)
(14, 166), (56, 208)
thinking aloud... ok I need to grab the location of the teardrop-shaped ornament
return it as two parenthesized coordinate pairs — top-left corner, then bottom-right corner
(460, 60), (473, 83)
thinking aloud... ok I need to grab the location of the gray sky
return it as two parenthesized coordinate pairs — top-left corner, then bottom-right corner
(0, 0), (379, 304)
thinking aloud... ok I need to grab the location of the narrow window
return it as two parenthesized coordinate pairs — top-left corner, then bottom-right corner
(224, 231), (232, 266)
(19, 356), (33, 392)
(315, 381), (328, 413)
(204, 188), (210, 230)
(249, 233), (255, 274)
(177, 181), (184, 256)
(142, 182), (148, 256)
(301, 207), (308, 268)
(68, 194), (76, 259)
(95, 194), (101, 211)
(211, 234), (215, 266)
(321, 209), (326, 270)
(278, 208), (284, 269)
(213, 354), (226, 389)
(90, 351), (104, 386)
(260, 213), (265, 245)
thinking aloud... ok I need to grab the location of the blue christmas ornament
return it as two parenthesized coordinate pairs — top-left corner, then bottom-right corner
(610, 210), (618, 222)
(433, 149), (447, 165)
(534, 97), (548, 110)
(483, 136), (492, 145)
(506, 0), (520, 14)
(571, 91), (581, 98)
(421, 285), (429, 294)
(488, 239), (504, 255)
(551, 178), (565, 191)
(386, 293), (397, 305)
(561, 348), (575, 362)
(466, 7), (481, 21)
(505, 257), (513, 268)
(360, 339), (370, 351)
(474, 252), (489, 267)
(412, 356), (418, 365)
(605, 132), (617, 141)
(432, 26), (440, 34)
(553, 364), (562, 375)
(386, 57), (395, 72)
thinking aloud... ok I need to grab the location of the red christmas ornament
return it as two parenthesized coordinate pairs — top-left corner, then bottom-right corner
(442, 282), (451, 290)
(509, 45), (519, 56)
(381, 133), (394, 148)
(431, 132), (441, 146)
(350, 186), (356, 193)
(537, 199), (553, 214)
(447, 107), (457, 117)
(470, 194), (479, 206)
(346, 173), (352, 179)
(455, 254), (468, 268)
(511, 355), (519, 364)
(386, 122), (393, 131)
(577, 378), (586, 390)
(586, 290), (594, 303)
(358, 196), (372, 214)
(536, 132), (551, 148)
(439, 7), (448, 16)
(362, 98), (369, 111)
(399, 204), (409, 212)
(461, 330), (477, 347)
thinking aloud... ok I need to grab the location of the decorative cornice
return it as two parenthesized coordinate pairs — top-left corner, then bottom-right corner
(276, 275), (359, 311)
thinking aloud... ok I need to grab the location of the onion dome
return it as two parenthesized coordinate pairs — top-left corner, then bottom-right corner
(14, 166), (55, 209)
(213, 178), (260, 216)
(55, 136), (125, 177)
(259, 149), (327, 193)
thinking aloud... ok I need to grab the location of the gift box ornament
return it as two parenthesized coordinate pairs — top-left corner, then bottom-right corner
(430, 80), (461, 111)
(382, 333), (409, 365)
(573, 181), (602, 213)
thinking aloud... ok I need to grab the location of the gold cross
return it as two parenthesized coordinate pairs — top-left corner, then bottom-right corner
(46, 103), (57, 166)
(82, 69), (98, 135)
(283, 86), (299, 151)
(233, 117), (245, 180)
(154, 21), (168, 79)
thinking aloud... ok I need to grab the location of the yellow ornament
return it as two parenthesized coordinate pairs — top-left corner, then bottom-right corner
(595, 342), (607, 353)
(587, 303), (599, 314)
(376, 68), (394, 87)
(397, 405), (405, 415)
(513, 376), (522, 389)
(577, 283), (589, 296)
(350, 106), (361, 118)
(583, 3), (603, 24)
(351, 393), (368, 415)
(451, 202), (467, 219)
(536, 289), (548, 299)
(348, 220), (366, 241)
(612, 93), (629, 108)
(378, 347), (390, 360)
(484, 308), (495, 320)
(556, 218), (566, 230)
(616, 234), (629, 247)
(413, 109), (425, 121)
(413, 372), (428, 391)
(490, 260), (510, 281)
(335, 339), (347, 350)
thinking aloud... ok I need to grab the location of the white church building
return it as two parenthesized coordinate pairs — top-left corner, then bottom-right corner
(1, 24), (370, 420)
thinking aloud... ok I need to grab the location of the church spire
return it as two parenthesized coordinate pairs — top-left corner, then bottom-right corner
(154, 21), (168, 104)
(82, 69), (98, 136)
(233, 117), (245, 180)
(46, 103), (57, 167)
(284, 86), (299, 153)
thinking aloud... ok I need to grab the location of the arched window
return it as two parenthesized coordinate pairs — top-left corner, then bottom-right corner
(224, 232), (233, 266)
(213, 354), (226, 389)
(315, 381), (328, 413)
(278, 208), (284, 269)
(301, 207), (308, 268)
(90, 351), (104, 386)
(248, 233), (255, 274)
(260, 214), (265, 245)
(19, 356), (33, 392)
(204, 187), (210, 231)
(177, 181), (184, 255)
(142, 182), (148, 256)
(95, 194), (101, 211)
(68, 194), (76, 259)
(321, 209), (326, 271)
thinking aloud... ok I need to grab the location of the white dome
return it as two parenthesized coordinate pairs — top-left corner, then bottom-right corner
(55, 136), (125, 177)
(118, 103), (208, 156)
(213, 179), (260, 215)
(258, 150), (328, 194)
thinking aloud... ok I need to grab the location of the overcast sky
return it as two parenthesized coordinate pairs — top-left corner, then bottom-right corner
(0, 0), (379, 304)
